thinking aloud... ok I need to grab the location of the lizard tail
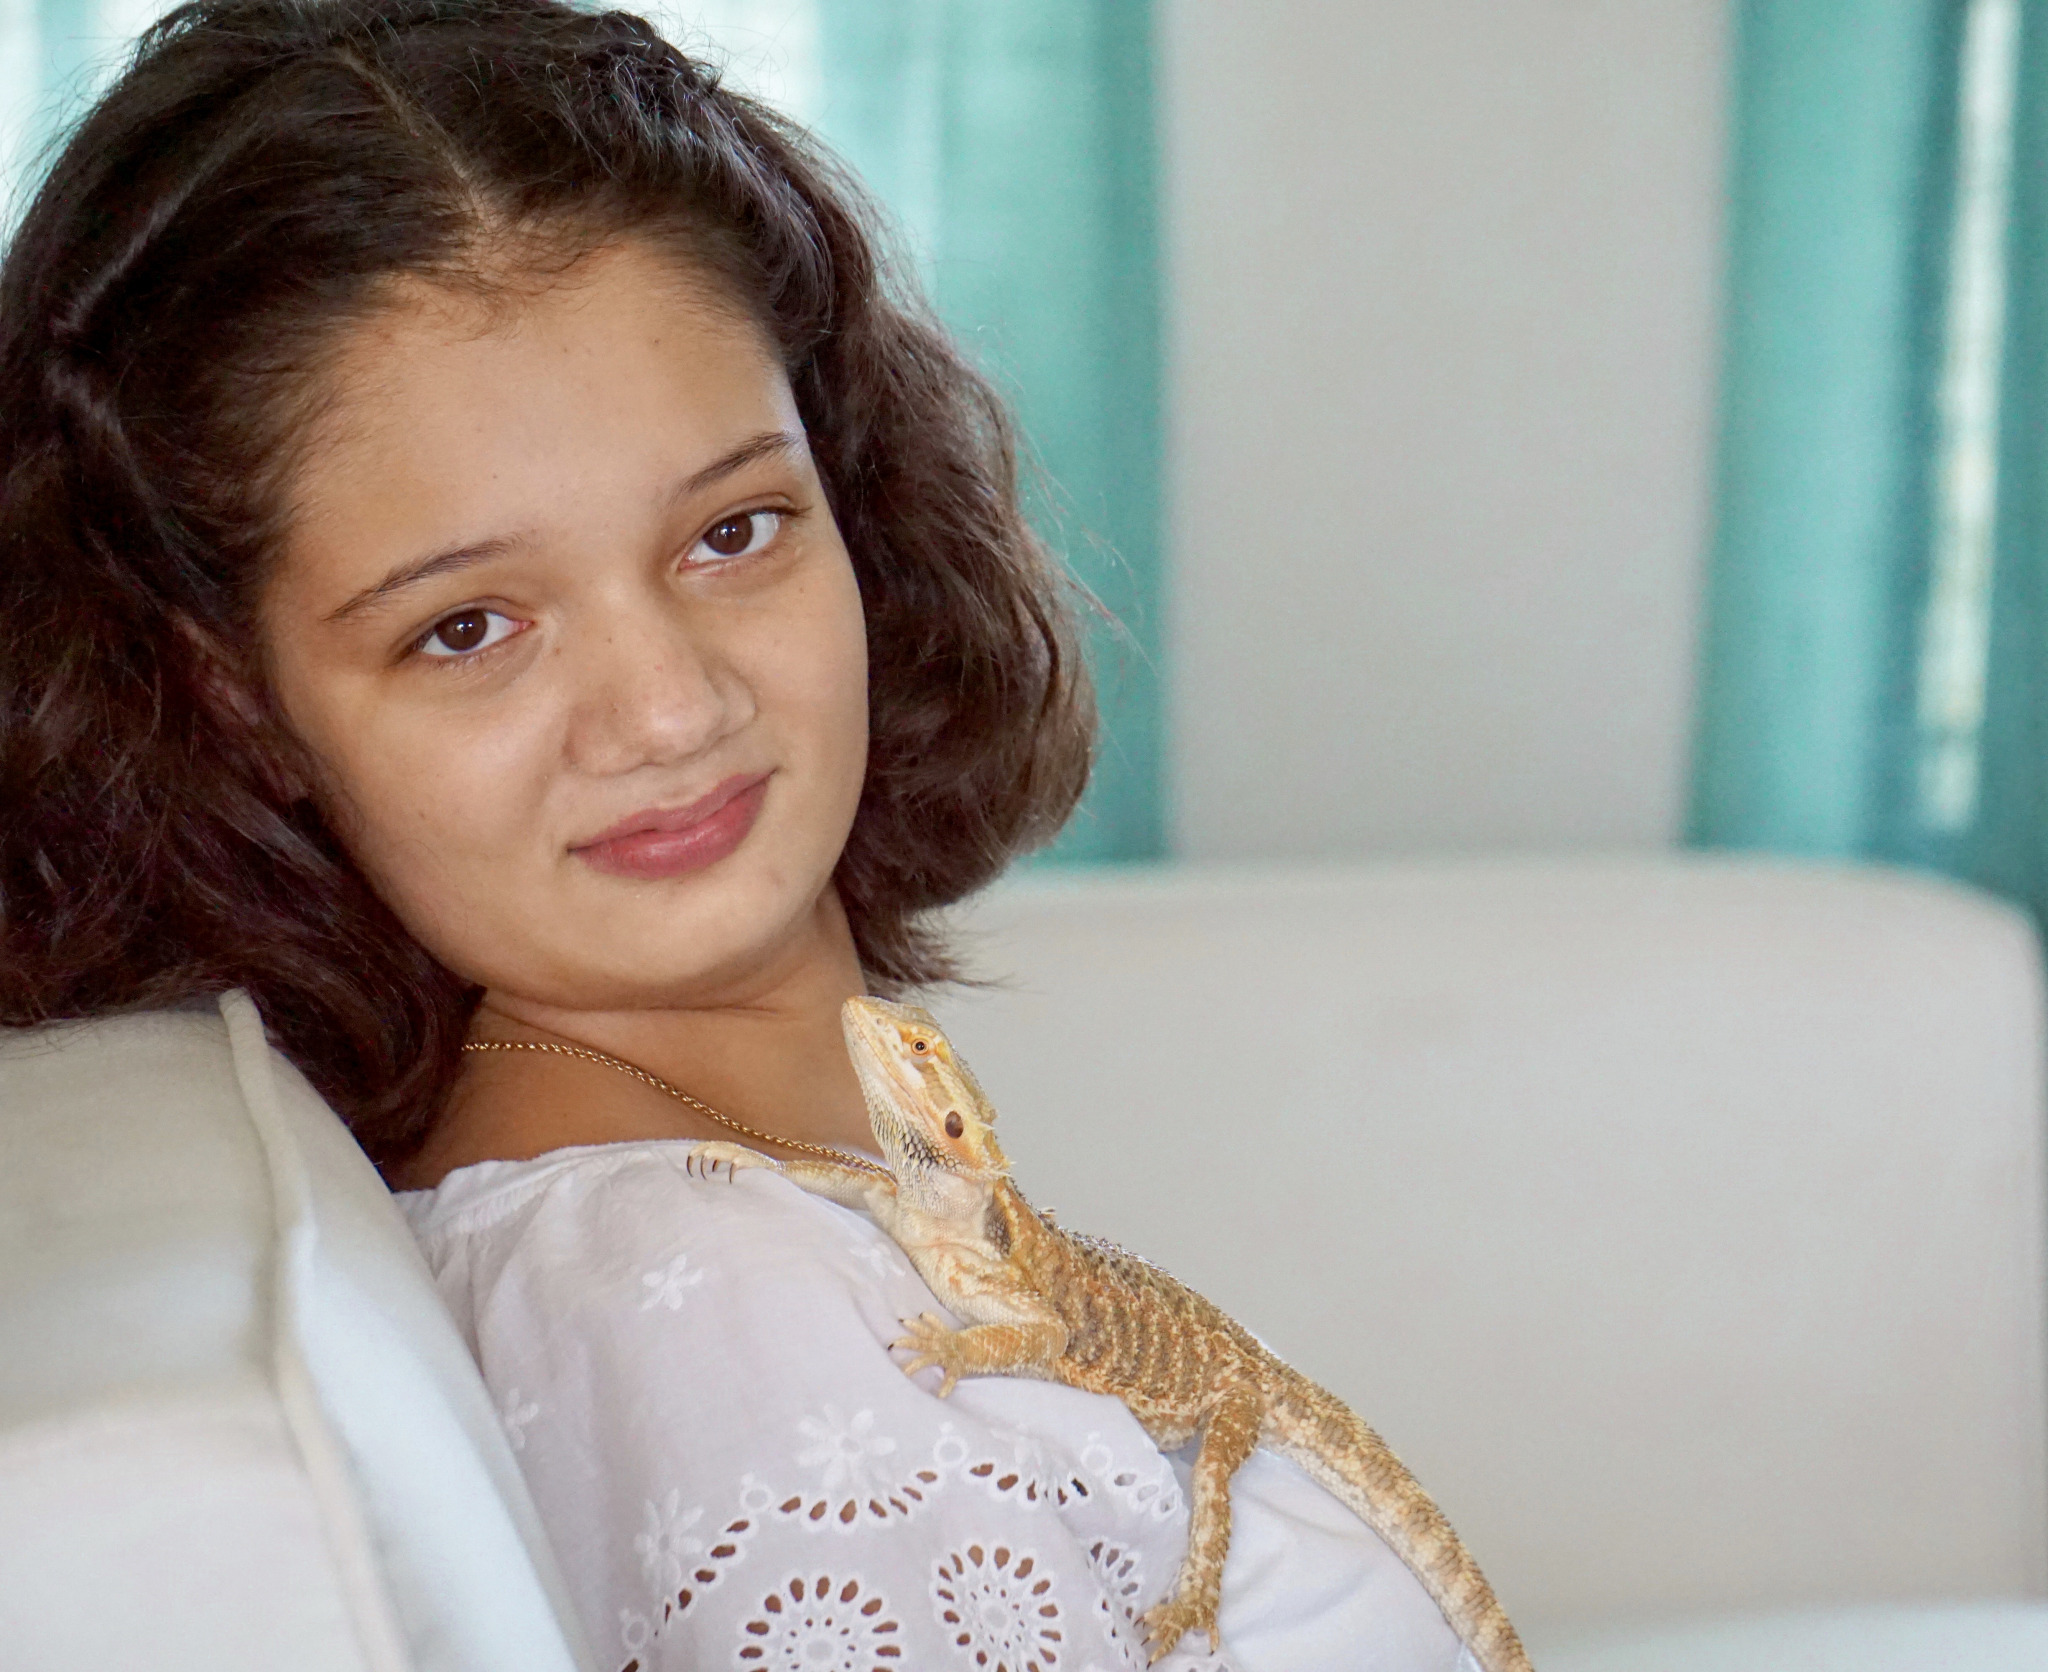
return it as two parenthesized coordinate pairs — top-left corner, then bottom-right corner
(1260, 1375), (1534, 1672)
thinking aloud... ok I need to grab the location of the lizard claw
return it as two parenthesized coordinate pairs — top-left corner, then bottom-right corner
(1139, 1591), (1220, 1665)
(686, 1141), (776, 1182)
(892, 1311), (963, 1398)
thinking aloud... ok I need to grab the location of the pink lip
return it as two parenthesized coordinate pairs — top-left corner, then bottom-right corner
(572, 772), (772, 880)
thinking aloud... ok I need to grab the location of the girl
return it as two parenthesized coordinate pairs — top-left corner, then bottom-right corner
(0, 2), (1471, 1667)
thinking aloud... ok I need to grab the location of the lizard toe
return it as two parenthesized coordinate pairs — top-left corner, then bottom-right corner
(1139, 1592), (1217, 1665)
(686, 1141), (774, 1181)
(891, 1314), (968, 1397)
(892, 1349), (959, 1398)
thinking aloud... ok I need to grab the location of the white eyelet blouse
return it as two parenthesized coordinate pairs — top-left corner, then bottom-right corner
(397, 1140), (1475, 1672)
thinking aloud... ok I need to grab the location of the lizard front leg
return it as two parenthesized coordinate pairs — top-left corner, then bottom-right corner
(1140, 1380), (1263, 1664)
(685, 1141), (898, 1216)
(893, 1245), (1069, 1397)
(893, 1308), (1069, 1398)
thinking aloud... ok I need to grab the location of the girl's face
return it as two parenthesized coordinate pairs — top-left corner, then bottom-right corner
(259, 239), (870, 1010)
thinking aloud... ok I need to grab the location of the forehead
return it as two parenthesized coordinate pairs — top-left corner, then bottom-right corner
(321, 237), (777, 430)
(275, 239), (798, 603)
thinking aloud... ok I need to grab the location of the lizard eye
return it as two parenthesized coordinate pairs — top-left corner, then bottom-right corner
(911, 1038), (929, 1054)
(944, 1111), (964, 1139)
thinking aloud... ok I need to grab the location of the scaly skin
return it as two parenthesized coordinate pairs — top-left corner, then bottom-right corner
(685, 996), (1533, 1671)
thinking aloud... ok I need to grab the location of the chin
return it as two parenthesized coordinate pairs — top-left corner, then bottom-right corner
(572, 863), (838, 1002)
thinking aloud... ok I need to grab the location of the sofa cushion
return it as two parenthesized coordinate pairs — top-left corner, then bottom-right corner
(1533, 1601), (2048, 1671)
(0, 991), (593, 1672)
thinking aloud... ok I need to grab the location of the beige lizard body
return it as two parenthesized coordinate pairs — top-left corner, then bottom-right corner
(686, 996), (1532, 1671)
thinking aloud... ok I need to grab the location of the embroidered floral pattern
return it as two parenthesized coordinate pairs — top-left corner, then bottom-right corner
(770, 1417), (945, 1532)
(1083, 1538), (1147, 1655)
(797, 1405), (900, 1497)
(766, 1419), (1111, 1536)
(617, 1605), (653, 1672)
(688, 1512), (757, 1601)
(607, 1404), (1222, 1670)
(931, 1542), (1063, 1670)
(613, 1509), (761, 1671)
(640, 1250), (708, 1310)
(635, 1490), (706, 1590)
(737, 1572), (904, 1668)
(1080, 1435), (1183, 1522)
(771, 1464), (946, 1532)
(938, 1422), (1095, 1514)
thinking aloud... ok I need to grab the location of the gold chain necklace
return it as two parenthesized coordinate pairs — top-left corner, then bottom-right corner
(460, 1038), (892, 1180)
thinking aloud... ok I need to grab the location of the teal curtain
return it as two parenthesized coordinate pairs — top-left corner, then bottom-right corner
(807, 1), (1164, 866)
(1692, 0), (2048, 920)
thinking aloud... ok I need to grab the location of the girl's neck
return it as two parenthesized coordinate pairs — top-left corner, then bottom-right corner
(391, 887), (879, 1191)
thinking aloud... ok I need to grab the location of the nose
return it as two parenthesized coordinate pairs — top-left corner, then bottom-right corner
(559, 590), (753, 776)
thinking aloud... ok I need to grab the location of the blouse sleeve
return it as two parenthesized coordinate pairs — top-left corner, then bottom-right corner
(407, 1143), (1468, 1672)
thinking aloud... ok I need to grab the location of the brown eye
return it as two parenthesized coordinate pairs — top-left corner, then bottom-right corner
(944, 1111), (964, 1139)
(437, 610), (488, 649)
(703, 514), (753, 556)
(699, 509), (782, 560)
(911, 1038), (929, 1054)
(419, 608), (516, 659)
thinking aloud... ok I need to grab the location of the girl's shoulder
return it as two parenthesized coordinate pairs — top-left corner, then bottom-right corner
(394, 1137), (915, 1310)
(395, 1138), (708, 1245)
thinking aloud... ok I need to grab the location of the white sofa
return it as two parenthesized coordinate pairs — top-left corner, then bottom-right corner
(3, 855), (2046, 1669)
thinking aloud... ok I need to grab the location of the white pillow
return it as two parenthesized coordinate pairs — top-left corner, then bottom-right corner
(0, 991), (593, 1672)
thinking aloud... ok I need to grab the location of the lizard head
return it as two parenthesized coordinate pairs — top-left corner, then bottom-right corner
(841, 996), (1010, 1188)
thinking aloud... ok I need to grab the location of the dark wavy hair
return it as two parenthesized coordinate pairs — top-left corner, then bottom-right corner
(0, 0), (1094, 1170)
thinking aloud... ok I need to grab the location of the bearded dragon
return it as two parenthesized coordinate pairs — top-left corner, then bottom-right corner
(685, 995), (1531, 1671)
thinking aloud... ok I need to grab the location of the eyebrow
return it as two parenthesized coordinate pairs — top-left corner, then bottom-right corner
(322, 427), (807, 624)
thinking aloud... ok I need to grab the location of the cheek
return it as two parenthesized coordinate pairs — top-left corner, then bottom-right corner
(762, 552), (870, 785)
(291, 670), (549, 929)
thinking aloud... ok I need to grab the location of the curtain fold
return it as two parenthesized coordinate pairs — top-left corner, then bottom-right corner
(811, 0), (1164, 865)
(1692, 0), (2048, 922)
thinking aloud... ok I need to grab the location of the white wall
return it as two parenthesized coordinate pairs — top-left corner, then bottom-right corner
(1162, 0), (1728, 860)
